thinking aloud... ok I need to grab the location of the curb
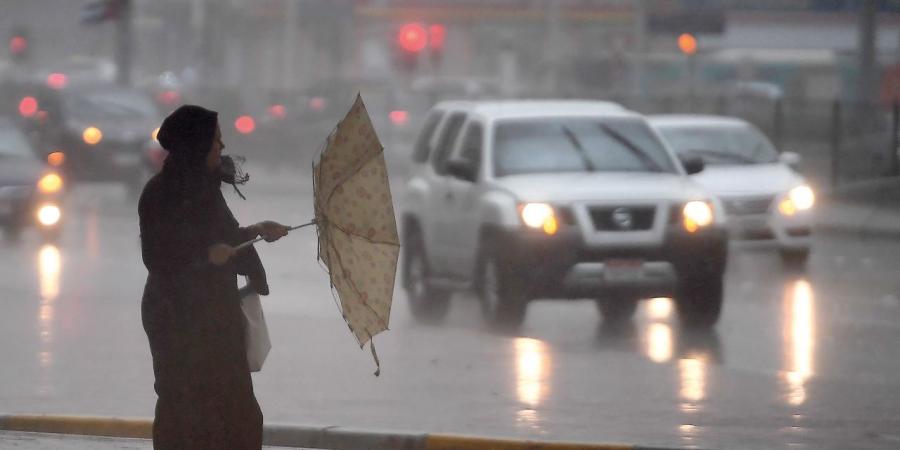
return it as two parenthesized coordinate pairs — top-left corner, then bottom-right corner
(0, 414), (692, 450)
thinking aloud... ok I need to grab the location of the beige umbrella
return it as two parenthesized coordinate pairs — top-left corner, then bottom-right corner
(312, 94), (399, 376)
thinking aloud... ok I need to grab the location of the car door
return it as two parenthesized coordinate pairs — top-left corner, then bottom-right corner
(443, 119), (485, 277)
(424, 111), (468, 275)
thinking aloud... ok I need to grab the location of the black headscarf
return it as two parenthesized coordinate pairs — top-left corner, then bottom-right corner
(157, 104), (249, 198)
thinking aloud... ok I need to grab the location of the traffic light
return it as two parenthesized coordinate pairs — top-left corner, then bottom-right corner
(397, 22), (428, 53)
(678, 33), (698, 56)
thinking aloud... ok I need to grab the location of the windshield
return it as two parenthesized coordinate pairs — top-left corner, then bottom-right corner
(656, 123), (780, 165)
(493, 118), (676, 177)
(0, 125), (34, 158)
(63, 90), (158, 120)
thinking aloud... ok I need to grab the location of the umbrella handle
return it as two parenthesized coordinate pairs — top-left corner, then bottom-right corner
(234, 220), (316, 252)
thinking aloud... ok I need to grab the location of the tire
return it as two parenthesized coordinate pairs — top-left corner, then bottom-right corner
(780, 248), (809, 271)
(403, 227), (451, 323)
(476, 246), (528, 329)
(675, 272), (724, 329)
(596, 296), (638, 323)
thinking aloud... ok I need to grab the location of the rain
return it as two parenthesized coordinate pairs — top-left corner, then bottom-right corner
(2, 1), (900, 449)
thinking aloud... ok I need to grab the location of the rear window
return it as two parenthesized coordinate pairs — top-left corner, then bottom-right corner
(412, 111), (444, 163)
(493, 117), (676, 177)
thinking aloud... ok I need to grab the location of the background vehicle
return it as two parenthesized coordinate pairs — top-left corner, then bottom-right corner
(1, 81), (161, 197)
(401, 101), (729, 329)
(0, 118), (64, 241)
(650, 115), (814, 268)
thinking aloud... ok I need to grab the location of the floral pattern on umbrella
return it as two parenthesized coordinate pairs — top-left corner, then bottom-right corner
(313, 94), (399, 375)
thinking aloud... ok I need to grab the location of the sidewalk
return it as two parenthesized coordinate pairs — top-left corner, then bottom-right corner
(0, 431), (306, 449)
(816, 176), (900, 239)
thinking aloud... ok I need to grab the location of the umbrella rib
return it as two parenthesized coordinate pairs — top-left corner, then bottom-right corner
(323, 224), (391, 334)
(323, 218), (399, 247)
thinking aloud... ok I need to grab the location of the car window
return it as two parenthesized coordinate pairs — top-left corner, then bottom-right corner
(431, 112), (467, 175)
(459, 122), (484, 174)
(0, 126), (33, 158)
(412, 111), (444, 163)
(656, 123), (780, 165)
(493, 117), (676, 177)
(64, 90), (159, 120)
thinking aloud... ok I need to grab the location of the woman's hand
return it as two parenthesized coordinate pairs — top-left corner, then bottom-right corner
(208, 243), (236, 266)
(254, 221), (290, 242)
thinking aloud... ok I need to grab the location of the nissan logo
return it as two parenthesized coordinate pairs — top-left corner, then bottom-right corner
(611, 207), (634, 230)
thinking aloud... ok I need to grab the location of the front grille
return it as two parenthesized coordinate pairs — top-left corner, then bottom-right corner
(722, 196), (774, 216)
(589, 206), (655, 231)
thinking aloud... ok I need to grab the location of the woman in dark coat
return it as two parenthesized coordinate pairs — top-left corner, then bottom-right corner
(138, 105), (288, 449)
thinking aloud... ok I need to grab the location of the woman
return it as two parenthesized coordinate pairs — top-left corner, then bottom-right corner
(138, 105), (288, 449)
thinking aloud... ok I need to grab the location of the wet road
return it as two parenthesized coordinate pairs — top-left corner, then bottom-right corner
(2, 173), (900, 449)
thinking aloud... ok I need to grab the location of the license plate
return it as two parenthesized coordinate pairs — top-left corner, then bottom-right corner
(604, 259), (643, 282)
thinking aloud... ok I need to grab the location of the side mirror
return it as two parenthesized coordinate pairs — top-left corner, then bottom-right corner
(681, 156), (705, 175)
(446, 158), (477, 182)
(779, 151), (801, 167)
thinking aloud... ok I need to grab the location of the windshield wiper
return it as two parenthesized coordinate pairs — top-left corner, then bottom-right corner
(560, 125), (596, 172)
(596, 123), (664, 172)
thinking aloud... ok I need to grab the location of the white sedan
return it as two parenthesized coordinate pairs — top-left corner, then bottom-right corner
(649, 115), (813, 268)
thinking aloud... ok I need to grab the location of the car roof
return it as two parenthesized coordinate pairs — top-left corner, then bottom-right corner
(432, 100), (633, 120)
(648, 114), (751, 128)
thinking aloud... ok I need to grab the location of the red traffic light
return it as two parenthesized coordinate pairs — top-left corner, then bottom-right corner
(9, 35), (27, 56)
(397, 22), (427, 53)
(429, 24), (446, 50)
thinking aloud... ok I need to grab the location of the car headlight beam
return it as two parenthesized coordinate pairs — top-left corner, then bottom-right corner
(38, 173), (63, 194)
(37, 204), (61, 226)
(779, 185), (815, 216)
(682, 200), (714, 233)
(520, 203), (558, 235)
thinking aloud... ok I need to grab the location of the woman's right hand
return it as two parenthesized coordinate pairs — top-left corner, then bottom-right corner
(208, 243), (236, 266)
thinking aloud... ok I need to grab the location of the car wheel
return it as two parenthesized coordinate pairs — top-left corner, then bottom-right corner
(403, 227), (450, 323)
(675, 272), (724, 329)
(476, 247), (527, 329)
(596, 296), (638, 323)
(780, 248), (809, 271)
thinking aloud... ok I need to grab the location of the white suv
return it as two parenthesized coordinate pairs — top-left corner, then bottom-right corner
(401, 101), (729, 328)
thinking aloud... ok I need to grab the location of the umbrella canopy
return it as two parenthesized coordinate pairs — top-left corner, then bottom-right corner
(313, 94), (399, 375)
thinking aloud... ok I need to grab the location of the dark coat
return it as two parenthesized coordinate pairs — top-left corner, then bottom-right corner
(138, 166), (267, 450)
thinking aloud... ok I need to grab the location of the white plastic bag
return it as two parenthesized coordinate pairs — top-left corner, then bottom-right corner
(239, 278), (271, 372)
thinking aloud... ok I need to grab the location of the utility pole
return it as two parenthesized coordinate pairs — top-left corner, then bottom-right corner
(858, 0), (877, 105)
(632, 0), (646, 97)
(115, 0), (133, 86)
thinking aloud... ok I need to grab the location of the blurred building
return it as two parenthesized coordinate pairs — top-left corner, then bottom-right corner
(2, 0), (900, 105)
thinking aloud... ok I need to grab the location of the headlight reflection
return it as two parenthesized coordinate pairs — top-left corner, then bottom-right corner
(514, 337), (549, 431)
(783, 279), (815, 406)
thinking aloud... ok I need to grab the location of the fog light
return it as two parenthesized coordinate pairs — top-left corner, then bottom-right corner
(37, 204), (61, 226)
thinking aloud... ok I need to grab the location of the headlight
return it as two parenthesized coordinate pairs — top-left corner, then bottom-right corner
(779, 185), (815, 216)
(83, 126), (102, 145)
(36, 204), (61, 226)
(38, 173), (63, 194)
(682, 200), (714, 233)
(520, 203), (558, 235)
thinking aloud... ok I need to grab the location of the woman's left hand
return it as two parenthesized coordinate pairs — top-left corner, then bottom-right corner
(254, 221), (290, 242)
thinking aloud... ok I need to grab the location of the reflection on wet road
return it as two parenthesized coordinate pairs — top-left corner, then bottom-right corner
(2, 184), (900, 449)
